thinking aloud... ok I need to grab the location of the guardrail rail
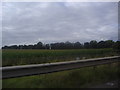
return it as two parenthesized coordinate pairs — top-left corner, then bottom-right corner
(1, 56), (120, 79)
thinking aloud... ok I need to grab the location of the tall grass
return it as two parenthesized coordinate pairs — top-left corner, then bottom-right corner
(2, 48), (118, 66)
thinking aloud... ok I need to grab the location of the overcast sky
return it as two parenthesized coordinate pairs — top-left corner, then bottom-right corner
(2, 2), (118, 46)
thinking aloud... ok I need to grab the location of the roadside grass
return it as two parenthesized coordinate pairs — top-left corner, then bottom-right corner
(2, 48), (118, 66)
(3, 63), (119, 88)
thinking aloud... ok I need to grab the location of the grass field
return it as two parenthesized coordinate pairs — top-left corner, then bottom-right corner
(2, 48), (118, 66)
(2, 48), (119, 88)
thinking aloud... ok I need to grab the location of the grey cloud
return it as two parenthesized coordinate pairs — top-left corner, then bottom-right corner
(2, 2), (118, 46)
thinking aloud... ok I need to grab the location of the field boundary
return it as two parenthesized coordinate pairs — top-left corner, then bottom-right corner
(1, 56), (120, 79)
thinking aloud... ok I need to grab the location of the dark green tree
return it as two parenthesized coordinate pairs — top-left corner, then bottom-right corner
(74, 42), (83, 49)
(89, 40), (98, 48)
(84, 42), (90, 49)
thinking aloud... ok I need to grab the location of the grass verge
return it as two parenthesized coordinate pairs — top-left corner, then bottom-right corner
(3, 62), (119, 88)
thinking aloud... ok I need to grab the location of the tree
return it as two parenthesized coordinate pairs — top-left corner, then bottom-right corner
(35, 42), (43, 49)
(113, 41), (120, 53)
(74, 42), (82, 49)
(27, 45), (34, 49)
(45, 44), (50, 49)
(97, 41), (105, 48)
(104, 40), (114, 48)
(84, 42), (90, 49)
(89, 40), (97, 48)
(65, 41), (74, 49)
(2, 46), (9, 49)
(1, 40), (118, 50)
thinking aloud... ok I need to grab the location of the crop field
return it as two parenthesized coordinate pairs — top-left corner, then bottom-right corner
(2, 48), (118, 66)
(2, 48), (119, 88)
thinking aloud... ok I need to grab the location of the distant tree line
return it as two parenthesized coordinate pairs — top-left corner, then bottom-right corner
(2, 40), (120, 51)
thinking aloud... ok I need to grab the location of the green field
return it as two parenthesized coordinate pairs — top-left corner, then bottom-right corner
(2, 48), (119, 88)
(2, 48), (118, 66)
